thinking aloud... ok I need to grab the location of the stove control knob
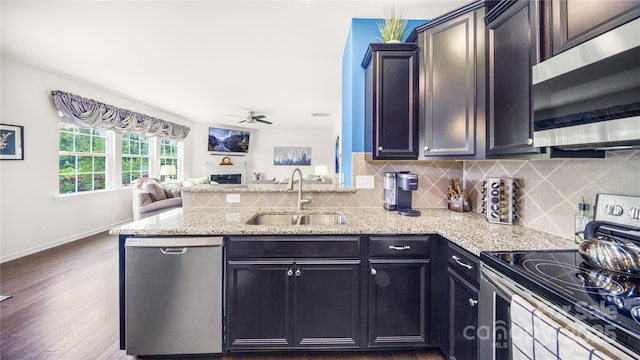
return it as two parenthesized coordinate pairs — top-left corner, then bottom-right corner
(605, 203), (624, 216)
(629, 206), (640, 220)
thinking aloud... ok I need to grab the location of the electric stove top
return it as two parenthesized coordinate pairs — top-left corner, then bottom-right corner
(481, 249), (640, 354)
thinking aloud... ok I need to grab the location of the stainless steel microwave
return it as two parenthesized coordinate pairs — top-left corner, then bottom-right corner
(532, 17), (640, 150)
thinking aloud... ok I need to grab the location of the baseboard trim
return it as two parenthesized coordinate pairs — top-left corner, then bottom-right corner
(0, 219), (132, 264)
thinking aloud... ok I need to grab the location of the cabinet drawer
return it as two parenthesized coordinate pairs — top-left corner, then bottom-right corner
(447, 242), (479, 287)
(227, 235), (361, 259)
(369, 236), (430, 257)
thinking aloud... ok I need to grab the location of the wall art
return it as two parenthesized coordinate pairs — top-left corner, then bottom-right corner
(273, 146), (311, 166)
(0, 124), (24, 160)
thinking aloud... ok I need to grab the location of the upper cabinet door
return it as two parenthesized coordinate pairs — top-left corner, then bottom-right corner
(420, 8), (486, 158)
(486, 0), (540, 156)
(363, 43), (419, 160)
(542, 0), (640, 59)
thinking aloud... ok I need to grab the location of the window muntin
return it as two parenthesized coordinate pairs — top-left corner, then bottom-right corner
(121, 134), (150, 186)
(160, 139), (179, 181)
(58, 125), (107, 194)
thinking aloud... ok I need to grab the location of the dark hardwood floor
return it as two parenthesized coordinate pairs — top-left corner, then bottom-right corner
(0, 232), (445, 360)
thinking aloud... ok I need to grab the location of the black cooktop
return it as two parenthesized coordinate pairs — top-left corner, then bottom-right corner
(481, 249), (640, 354)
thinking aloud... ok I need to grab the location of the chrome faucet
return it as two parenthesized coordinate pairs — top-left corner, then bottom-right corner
(287, 168), (312, 211)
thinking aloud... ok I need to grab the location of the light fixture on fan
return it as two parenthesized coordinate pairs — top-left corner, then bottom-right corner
(226, 111), (272, 124)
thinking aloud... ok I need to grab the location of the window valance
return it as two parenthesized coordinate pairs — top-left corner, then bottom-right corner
(51, 90), (190, 141)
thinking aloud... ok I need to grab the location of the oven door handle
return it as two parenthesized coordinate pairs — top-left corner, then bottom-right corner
(481, 267), (518, 301)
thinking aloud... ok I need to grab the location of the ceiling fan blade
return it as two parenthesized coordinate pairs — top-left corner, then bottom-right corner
(254, 115), (266, 119)
(238, 119), (247, 123)
(226, 114), (247, 118)
(257, 119), (272, 124)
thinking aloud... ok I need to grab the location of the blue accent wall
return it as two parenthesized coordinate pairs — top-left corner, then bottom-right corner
(341, 19), (427, 187)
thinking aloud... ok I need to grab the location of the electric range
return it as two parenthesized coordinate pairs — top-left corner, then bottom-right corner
(480, 193), (640, 356)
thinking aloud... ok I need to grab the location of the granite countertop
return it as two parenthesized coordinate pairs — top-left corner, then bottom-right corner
(179, 184), (357, 193)
(110, 207), (577, 255)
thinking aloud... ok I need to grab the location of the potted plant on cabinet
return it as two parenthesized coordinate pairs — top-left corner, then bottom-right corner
(378, 7), (407, 43)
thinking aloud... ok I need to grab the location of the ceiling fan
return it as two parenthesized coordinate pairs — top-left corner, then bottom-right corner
(226, 111), (272, 124)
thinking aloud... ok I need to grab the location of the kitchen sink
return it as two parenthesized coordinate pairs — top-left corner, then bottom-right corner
(246, 212), (347, 226)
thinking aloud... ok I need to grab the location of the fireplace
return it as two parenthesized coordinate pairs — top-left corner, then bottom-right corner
(205, 164), (246, 185)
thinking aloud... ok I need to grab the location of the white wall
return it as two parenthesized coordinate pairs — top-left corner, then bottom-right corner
(0, 57), (338, 261)
(0, 57), (195, 262)
(191, 122), (337, 182)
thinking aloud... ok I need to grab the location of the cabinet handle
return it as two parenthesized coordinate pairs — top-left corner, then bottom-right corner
(389, 245), (411, 251)
(295, 269), (301, 277)
(452, 255), (473, 270)
(287, 269), (294, 277)
(424, 146), (430, 152)
(526, 138), (533, 146)
(468, 298), (478, 307)
(371, 267), (377, 276)
(378, 146), (384, 151)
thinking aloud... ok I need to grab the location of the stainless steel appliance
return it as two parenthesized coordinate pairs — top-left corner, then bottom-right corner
(396, 172), (420, 217)
(479, 194), (640, 359)
(383, 172), (397, 210)
(124, 236), (224, 356)
(532, 17), (640, 150)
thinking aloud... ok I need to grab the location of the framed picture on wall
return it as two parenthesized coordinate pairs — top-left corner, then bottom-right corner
(0, 124), (24, 160)
(273, 146), (311, 166)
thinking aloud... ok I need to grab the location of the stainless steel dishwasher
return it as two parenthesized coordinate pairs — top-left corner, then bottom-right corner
(124, 236), (223, 356)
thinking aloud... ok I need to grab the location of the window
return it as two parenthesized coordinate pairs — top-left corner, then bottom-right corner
(160, 139), (179, 180)
(121, 134), (150, 186)
(58, 124), (183, 195)
(58, 124), (107, 194)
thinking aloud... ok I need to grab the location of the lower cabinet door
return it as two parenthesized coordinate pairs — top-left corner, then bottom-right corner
(226, 261), (295, 350)
(448, 269), (479, 360)
(294, 260), (361, 349)
(368, 259), (430, 347)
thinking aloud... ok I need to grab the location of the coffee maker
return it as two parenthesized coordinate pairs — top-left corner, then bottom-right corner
(383, 172), (421, 216)
(396, 172), (420, 216)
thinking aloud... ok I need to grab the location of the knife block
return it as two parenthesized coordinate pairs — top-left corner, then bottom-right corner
(481, 177), (518, 224)
(448, 197), (471, 212)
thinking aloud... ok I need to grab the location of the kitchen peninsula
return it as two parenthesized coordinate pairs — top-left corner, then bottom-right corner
(179, 183), (356, 193)
(112, 200), (577, 358)
(112, 207), (574, 256)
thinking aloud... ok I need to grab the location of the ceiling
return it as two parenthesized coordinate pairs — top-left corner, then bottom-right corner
(1, 0), (467, 130)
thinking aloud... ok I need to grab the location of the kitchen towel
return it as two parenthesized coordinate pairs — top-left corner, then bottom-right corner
(509, 294), (621, 360)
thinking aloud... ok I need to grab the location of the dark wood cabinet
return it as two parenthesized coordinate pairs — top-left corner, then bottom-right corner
(367, 236), (431, 348)
(362, 43), (419, 160)
(541, 0), (640, 59)
(227, 260), (361, 350)
(368, 260), (430, 347)
(448, 270), (479, 360)
(418, 3), (486, 159)
(227, 261), (294, 349)
(226, 236), (362, 351)
(444, 242), (479, 360)
(486, 0), (539, 156)
(294, 260), (361, 348)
